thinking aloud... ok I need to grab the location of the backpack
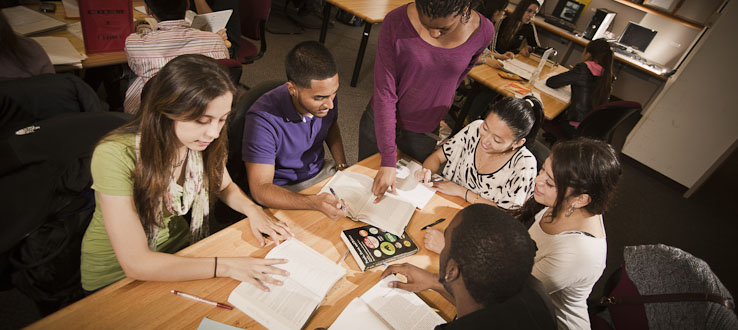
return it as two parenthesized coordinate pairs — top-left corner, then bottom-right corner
(335, 9), (364, 26)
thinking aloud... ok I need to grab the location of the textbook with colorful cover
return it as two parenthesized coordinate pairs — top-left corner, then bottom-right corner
(318, 171), (416, 236)
(328, 275), (446, 330)
(227, 239), (346, 330)
(340, 225), (419, 271)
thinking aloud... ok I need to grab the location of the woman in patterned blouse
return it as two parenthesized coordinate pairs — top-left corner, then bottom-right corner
(415, 96), (542, 253)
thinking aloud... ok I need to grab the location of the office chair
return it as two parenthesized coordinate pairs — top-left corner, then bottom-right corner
(576, 100), (642, 153)
(237, 0), (270, 65)
(225, 79), (285, 192)
(528, 139), (551, 171)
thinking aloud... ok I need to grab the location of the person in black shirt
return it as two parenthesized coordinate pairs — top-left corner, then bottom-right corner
(495, 0), (541, 56)
(381, 204), (556, 330)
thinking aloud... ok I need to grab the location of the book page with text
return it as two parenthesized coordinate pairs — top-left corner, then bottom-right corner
(265, 239), (346, 298)
(318, 171), (374, 219)
(228, 279), (321, 330)
(358, 195), (415, 236)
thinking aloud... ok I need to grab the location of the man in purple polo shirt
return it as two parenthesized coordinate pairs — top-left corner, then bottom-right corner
(243, 41), (348, 220)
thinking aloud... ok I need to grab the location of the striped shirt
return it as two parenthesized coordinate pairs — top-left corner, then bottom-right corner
(124, 20), (228, 114)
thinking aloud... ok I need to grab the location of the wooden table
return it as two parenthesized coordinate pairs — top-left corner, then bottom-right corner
(319, 0), (407, 87)
(27, 154), (464, 329)
(32, 1), (147, 71)
(453, 56), (569, 133)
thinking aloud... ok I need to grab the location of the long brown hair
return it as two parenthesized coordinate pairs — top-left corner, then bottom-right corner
(104, 54), (236, 235)
(586, 39), (614, 108)
(497, 0), (538, 52)
(515, 138), (622, 226)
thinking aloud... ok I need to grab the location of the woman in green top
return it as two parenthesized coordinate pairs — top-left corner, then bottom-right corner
(80, 54), (293, 293)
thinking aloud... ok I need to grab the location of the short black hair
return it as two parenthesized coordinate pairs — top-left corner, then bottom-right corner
(285, 41), (338, 88)
(144, 0), (187, 21)
(479, 0), (509, 19)
(449, 204), (536, 306)
(416, 0), (476, 20)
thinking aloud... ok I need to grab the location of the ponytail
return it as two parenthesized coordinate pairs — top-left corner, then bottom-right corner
(484, 96), (542, 149)
(587, 39), (614, 108)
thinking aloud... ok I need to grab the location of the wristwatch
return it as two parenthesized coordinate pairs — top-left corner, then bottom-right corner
(335, 163), (349, 171)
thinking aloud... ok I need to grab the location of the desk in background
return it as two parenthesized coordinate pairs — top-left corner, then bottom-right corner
(319, 0), (407, 87)
(453, 57), (569, 133)
(31, 1), (147, 71)
(27, 154), (463, 330)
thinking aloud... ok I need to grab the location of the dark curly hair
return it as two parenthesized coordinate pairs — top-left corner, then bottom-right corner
(448, 204), (537, 305)
(415, 0), (480, 19)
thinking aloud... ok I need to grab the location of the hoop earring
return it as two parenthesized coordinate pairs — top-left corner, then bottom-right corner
(565, 204), (575, 217)
(462, 9), (471, 23)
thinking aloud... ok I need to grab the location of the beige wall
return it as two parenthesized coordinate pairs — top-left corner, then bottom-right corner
(623, 0), (738, 188)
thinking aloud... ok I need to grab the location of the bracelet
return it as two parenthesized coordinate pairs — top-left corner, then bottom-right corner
(213, 256), (218, 278)
(336, 163), (348, 171)
(464, 189), (470, 202)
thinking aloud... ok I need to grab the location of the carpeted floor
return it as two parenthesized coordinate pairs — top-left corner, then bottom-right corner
(2, 2), (735, 328)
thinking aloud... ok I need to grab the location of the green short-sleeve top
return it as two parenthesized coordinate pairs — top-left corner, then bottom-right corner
(80, 133), (190, 291)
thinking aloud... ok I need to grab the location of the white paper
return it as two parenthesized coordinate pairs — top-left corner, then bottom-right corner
(188, 9), (232, 32)
(2, 6), (67, 36)
(501, 58), (536, 80)
(31, 36), (85, 65)
(330, 275), (446, 330)
(395, 159), (435, 209)
(328, 298), (393, 330)
(66, 22), (83, 40)
(197, 317), (245, 330)
(535, 78), (572, 103)
(134, 6), (148, 15)
(62, 0), (79, 18)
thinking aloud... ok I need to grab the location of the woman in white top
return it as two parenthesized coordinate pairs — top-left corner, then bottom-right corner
(415, 96), (542, 253)
(517, 138), (622, 330)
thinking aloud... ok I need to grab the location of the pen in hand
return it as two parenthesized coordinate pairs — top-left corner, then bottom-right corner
(329, 187), (352, 218)
(421, 218), (446, 230)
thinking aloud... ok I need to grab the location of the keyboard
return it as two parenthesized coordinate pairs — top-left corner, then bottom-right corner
(543, 16), (576, 33)
(501, 59), (537, 80)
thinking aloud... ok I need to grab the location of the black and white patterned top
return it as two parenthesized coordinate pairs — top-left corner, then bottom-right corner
(442, 120), (537, 210)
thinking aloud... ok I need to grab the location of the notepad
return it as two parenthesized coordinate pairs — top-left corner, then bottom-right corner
(31, 36), (86, 66)
(329, 275), (446, 330)
(227, 239), (346, 330)
(2, 6), (67, 36)
(535, 78), (572, 103)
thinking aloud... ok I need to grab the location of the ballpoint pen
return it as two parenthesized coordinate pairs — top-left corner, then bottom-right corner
(329, 187), (353, 219)
(421, 218), (446, 230)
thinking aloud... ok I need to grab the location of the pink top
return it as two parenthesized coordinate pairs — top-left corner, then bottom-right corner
(372, 4), (494, 166)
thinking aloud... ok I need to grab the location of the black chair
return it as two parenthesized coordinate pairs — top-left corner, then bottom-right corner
(225, 79), (285, 193)
(576, 101), (642, 153)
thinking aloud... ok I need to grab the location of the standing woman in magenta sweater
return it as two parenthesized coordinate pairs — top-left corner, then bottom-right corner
(546, 38), (614, 136)
(358, 0), (494, 202)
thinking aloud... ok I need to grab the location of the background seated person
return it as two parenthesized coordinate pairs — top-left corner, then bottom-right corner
(124, 0), (229, 114)
(477, 0), (515, 68)
(0, 11), (54, 81)
(495, 0), (541, 57)
(382, 204), (556, 330)
(243, 41), (348, 220)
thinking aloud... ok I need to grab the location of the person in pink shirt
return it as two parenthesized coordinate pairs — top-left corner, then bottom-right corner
(358, 0), (494, 202)
(545, 38), (614, 137)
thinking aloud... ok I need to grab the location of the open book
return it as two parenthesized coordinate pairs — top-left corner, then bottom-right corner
(329, 275), (446, 330)
(227, 239), (346, 330)
(185, 9), (232, 32)
(319, 171), (416, 236)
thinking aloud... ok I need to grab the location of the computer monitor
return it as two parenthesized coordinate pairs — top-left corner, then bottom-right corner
(552, 0), (585, 23)
(618, 22), (658, 52)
